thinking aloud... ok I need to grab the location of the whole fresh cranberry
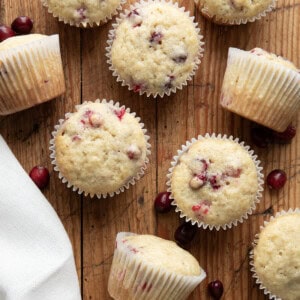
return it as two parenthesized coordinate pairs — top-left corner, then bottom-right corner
(267, 169), (287, 190)
(154, 192), (172, 213)
(11, 16), (33, 34)
(208, 280), (224, 299)
(272, 124), (296, 143)
(0, 25), (15, 42)
(29, 166), (50, 189)
(174, 222), (197, 249)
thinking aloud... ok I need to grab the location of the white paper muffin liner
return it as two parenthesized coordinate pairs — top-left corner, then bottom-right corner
(108, 232), (206, 300)
(0, 34), (65, 115)
(49, 99), (151, 198)
(41, 0), (126, 27)
(166, 133), (264, 230)
(106, 0), (205, 98)
(220, 47), (300, 132)
(249, 208), (300, 300)
(195, 0), (276, 25)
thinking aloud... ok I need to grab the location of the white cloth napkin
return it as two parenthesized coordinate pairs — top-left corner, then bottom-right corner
(0, 135), (81, 300)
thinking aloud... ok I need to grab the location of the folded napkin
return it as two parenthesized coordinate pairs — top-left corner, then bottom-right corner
(0, 135), (81, 300)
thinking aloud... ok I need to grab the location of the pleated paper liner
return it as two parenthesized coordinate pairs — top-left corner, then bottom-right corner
(49, 99), (151, 198)
(194, 0), (276, 25)
(41, 0), (126, 27)
(108, 232), (206, 300)
(166, 133), (264, 230)
(249, 208), (300, 300)
(0, 34), (65, 115)
(220, 47), (300, 132)
(106, 0), (204, 98)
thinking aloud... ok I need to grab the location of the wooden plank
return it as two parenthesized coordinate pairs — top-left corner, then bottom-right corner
(0, 0), (82, 285)
(156, 0), (300, 300)
(81, 2), (157, 299)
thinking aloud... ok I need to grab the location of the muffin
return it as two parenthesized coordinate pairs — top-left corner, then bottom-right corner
(0, 34), (65, 115)
(250, 209), (300, 300)
(194, 0), (276, 25)
(50, 100), (150, 198)
(42, 0), (125, 27)
(167, 134), (264, 230)
(106, 0), (204, 97)
(108, 232), (206, 300)
(221, 47), (300, 132)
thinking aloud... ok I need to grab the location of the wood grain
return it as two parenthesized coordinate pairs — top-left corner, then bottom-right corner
(0, 0), (299, 299)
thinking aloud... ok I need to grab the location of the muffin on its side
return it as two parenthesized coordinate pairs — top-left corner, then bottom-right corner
(50, 100), (150, 198)
(107, 0), (204, 97)
(42, 0), (125, 27)
(221, 47), (300, 132)
(250, 210), (300, 300)
(167, 134), (263, 230)
(108, 232), (206, 300)
(194, 0), (276, 25)
(0, 34), (65, 115)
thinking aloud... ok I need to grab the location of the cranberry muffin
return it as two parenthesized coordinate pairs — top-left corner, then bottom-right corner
(107, 0), (204, 97)
(194, 0), (276, 25)
(221, 47), (300, 132)
(0, 34), (65, 115)
(50, 100), (150, 198)
(251, 210), (300, 300)
(42, 0), (125, 27)
(108, 232), (206, 300)
(167, 134), (263, 230)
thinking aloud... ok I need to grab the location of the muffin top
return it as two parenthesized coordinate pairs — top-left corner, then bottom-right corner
(170, 138), (259, 228)
(248, 48), (299, 71)
(117, 233), (203, 276)
(54, 101), (148, 196)
(195, 0), (274, 23)
(0, 34), (46, 50)
(109, 1), (201, 97)
(253, 213), (300, 300)
(44, 0), (123, 26)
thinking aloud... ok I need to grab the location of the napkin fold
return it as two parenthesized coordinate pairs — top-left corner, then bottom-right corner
(0, 135), (81, 300)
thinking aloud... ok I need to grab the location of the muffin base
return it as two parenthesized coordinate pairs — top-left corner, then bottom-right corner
(0, 34), (65, 115)
(108, 232), (206, 300)
(220, 47), (300, 132)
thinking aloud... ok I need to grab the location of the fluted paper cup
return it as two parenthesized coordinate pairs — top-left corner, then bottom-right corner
(220, 47), (300, 132)
(108, 232), (206, 300)
(0, 34), (65, 115)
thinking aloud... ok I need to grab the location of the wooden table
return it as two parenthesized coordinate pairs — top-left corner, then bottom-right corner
(0, 0), (299, 299)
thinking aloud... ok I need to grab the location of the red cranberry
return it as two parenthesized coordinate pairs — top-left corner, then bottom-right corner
(208, 280), (224, 299)
(250, 126), (272, 148)
(29, 166), (50, 189)
(174, 222), (197, 249)
(0, 25), (15, 42)
(272, 124), (296, 143)
(11, 16), (33, 34)
(267, 169), (287, 190)
(154, 192), (172, 213)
